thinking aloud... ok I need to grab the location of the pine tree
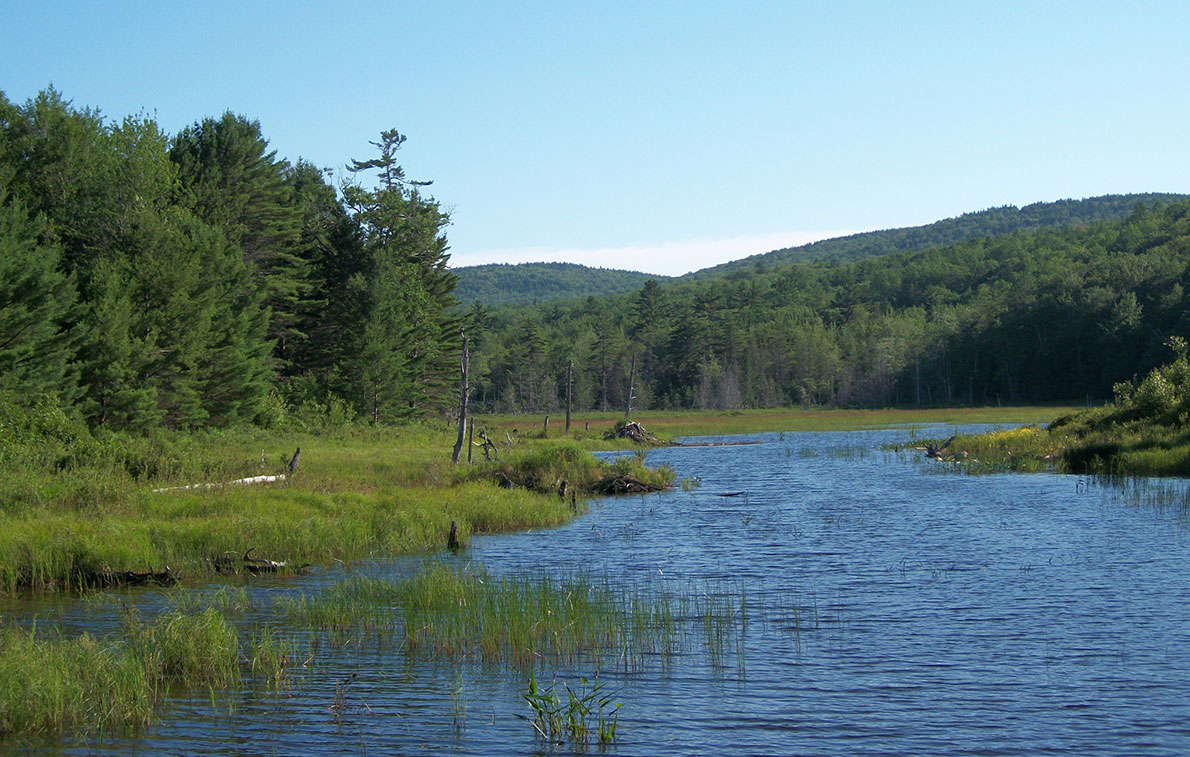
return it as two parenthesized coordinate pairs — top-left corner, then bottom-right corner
(0, 192), (80, 405)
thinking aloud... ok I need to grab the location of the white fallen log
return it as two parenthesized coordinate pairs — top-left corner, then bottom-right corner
(152, 474), (287, 493)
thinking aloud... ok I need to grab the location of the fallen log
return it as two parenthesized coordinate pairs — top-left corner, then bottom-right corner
(153, 474), (286, 493)
(239, 548), (310, 575)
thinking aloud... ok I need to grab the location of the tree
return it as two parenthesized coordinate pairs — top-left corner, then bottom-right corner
(339, 129), (460, 421)
(170, 113), (309, 368)
(0, 192), (80, 405)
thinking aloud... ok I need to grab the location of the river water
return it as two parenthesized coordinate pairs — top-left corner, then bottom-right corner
(10, 425), (1190, 755)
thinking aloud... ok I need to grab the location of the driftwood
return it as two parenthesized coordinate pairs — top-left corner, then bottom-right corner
(474, 430), (497, 461)
(715, 491), (748, 497)
(89, 565), (178, 589)
(212, 548), (309, 576)
(153, 474), (286, 493)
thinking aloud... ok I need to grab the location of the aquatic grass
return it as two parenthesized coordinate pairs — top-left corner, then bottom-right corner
(0, 600), (304, 743)
(467, 440), (674, 495)
(0, 627), (155, 738)
(244, 627), (296, 690)
(519, 672), (622, 747)
(0, 608), (244, 741)
(277, 564), (747, 674)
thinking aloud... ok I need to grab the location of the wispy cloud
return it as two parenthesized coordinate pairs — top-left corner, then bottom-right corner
(450, 230), (861, 277)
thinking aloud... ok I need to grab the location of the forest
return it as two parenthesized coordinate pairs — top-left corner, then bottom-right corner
(0, 88), (458, 429)
(471, 201), (1190, 414)
(453, 262), (668, 306)
(3, 86), (1190, 432)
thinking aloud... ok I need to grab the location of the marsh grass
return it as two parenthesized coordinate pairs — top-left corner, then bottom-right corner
(477, 406), (1076, 442)
(0, 604), (300, 742)
(0, 423), (580, 594)
(277, 564), (747, 673)
(471, 441), (674, 495)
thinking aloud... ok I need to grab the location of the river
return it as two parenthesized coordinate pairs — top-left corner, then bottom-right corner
(10, 424), (1190, 755)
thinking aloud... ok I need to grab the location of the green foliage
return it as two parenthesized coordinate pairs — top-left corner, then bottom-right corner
(454, 262), (670, 306)
(938, 341), (1190, 476)
(0, 194), (80, 404)
(473, 198), (1190, 414)
(687, 193), (1190, 277)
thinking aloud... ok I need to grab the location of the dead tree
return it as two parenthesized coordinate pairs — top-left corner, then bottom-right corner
(565, 360), (573, 433)
(452, 331), (470, 464)
(625, 353), (636, 419)
(467, 417), (475, 464)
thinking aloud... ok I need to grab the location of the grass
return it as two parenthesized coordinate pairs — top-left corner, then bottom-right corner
(278, 563), (746, 673)
(0, 606), (292, 741)
(0, 421), (590, 594)
(477, 405), (1078, 444)
(519, 672), (621, 747)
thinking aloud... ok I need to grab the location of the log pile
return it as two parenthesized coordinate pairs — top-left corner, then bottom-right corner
(609, 420), (667, 445)
(591, 474), (670, 495)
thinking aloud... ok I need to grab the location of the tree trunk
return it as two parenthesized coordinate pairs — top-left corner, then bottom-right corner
(625, 353), (636, 418)
(452, 332), (469, 464)
(565, 360), (572, 432)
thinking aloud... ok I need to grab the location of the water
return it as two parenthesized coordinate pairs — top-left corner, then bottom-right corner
(8, 425), (1190, 755)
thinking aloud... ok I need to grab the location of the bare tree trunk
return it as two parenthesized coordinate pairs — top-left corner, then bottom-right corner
(452, 332), (469, 464)
(625, 353), (636, 419)
(565, 360), (572, 432)
(467, 417), (474, 464)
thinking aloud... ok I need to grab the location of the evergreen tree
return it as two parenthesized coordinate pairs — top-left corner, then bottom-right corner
(0, 192), (80, 405)
(340, 129), (459, 421)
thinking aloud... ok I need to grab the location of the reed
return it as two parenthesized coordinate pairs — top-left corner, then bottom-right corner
(518, 672), (621, 747)
(278, 563), (748, 674)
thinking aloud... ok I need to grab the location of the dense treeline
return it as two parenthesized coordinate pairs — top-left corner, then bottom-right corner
(4, 87), (1188, 432)
(0, 88), (458, 429)
(689, 193), (1188, 278)
(471, 201), (1190, 413)
(454, 262), (670, 306)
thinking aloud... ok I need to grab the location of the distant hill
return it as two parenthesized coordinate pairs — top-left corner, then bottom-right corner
(451, 262), (672, 306)
(683, 193), (1190, 280)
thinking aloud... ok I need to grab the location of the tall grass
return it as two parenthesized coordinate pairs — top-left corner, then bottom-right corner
(0, 421), (582, 594)
(0, 604), (298, 742)
(278, 564), (746, 673)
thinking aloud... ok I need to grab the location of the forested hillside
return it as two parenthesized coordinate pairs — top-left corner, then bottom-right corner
(4, 86), (1189, 432)
(688, 193), (1188, 279)
(453, 262), (669, 306)
(0, 88), (458, 428)
(470, 202), (1190, 413)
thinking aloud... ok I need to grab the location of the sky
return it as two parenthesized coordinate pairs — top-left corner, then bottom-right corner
(4, 1), (1190, 276)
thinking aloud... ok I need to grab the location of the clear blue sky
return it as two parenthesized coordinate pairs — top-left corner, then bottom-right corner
(4, 1), (1189, 275)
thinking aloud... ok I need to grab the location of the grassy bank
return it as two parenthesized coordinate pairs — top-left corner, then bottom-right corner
(905, 344), (1190, 476)
(0, 413), (676, 594)
(478, 405), (1078, 445)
